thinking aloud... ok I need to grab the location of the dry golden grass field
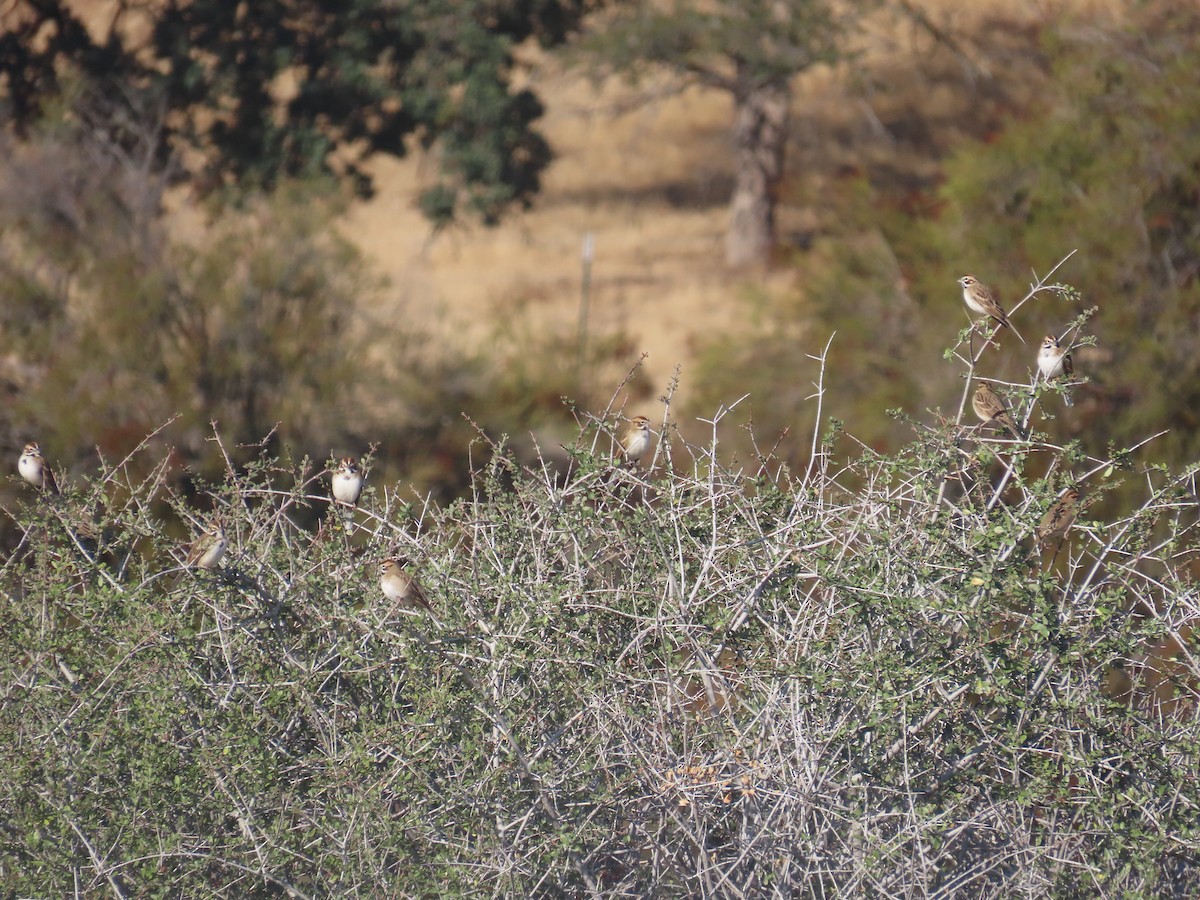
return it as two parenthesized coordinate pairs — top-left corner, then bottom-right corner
(339, 0), (1126, 401)
(341, 75), (748, 396)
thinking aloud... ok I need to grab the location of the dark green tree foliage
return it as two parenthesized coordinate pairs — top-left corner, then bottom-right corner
(0, 0), (592, 224)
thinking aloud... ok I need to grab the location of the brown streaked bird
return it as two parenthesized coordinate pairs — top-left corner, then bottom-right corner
(619, 415), (652, 465)
(972, 383), (1023, 439)
(1037, 335), (1075, 407)
(1037, 488), (1080, 546)
(379, 558), (432, 613)
(330, 456), (364, 523)
(958, 275), (1025, 344)
(185, 524), (227, 570)
(18, 442), (58, 493)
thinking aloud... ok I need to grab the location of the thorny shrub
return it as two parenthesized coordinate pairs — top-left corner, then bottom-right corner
(2, 316), (1200, 897)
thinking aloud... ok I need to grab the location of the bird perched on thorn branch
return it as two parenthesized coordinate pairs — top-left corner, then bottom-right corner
(973, 383), (1024, 439)
(1037, 488), (1080, 547)
(185, 524), (227, 570)
(331, 456), (364, 525)
(379, 557), (432, 614)
(1037, 335), (1075, 407)
(959, 275), (1025, 344)
(618, 416), (652, 466)
(18, 442), (58, 493)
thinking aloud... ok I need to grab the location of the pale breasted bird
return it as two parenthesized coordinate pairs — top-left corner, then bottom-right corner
(379, 557), (432, 613)
(959, 275), (1025, 344)
(18, 442), (58, 493)
(619, 416), (652, 465)
(1037, 335), (1075, 407)
(331, 456), (364, 523)
(185, 524), (227, 570)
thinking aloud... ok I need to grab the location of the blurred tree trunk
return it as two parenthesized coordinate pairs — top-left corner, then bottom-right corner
(727, 70), (792, 267)
(571, 0), (859, 265)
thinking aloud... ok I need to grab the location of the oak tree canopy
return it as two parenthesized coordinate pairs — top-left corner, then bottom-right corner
(0, 0), (593, 224)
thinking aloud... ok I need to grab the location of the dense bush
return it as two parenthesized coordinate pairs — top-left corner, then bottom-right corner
(2, 371), (1198, 895)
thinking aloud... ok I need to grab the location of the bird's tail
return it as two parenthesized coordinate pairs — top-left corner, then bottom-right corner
(997, 414), (1025, 440)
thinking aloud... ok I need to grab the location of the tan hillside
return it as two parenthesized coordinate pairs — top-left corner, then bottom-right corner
(341, 77), (749, 397)
(339, 0), (1125, 399)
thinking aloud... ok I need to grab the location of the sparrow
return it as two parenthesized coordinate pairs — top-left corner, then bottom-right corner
(330, 456), (364, 522)
(958, 275), (1025, 344)
(619, 416), (652, 465)
(185, 524), (227, 570)
(972, 383), (1023, 439)
(379, 558), (432, 613)
(18, 442), (58, 492)
(1037, 335), (1075, 407)
(1037, 488), (1080, 546)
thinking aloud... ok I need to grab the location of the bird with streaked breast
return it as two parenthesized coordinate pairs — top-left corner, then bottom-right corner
(972, 383), (1023, 439)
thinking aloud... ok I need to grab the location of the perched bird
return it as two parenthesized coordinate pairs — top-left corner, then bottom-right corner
(185, 524), (227, 570)
(958, 275), (1025, 344)
(18, 442), (58, 493)
(1037, 335), (1075, 407)
(972, 383), (1023, 439)
(1037, 488), (1080, 546)
(379, 558), (432, 613)
(619, 416), (652, 466)
(330, 456), (364, 523)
